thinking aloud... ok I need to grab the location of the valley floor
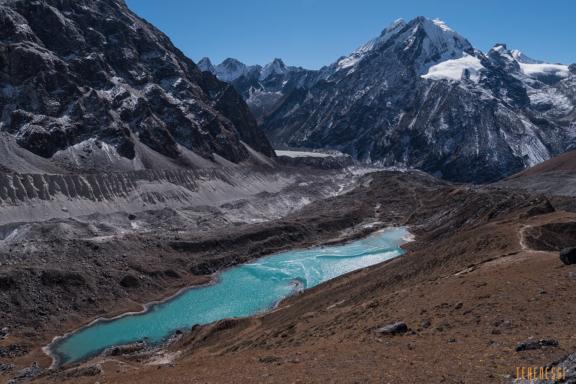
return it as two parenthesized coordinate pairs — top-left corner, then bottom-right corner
(2, 170), (576, 383)
(83, 243), (575, 383)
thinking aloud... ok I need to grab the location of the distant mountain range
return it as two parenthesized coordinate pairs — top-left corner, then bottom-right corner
(0, 0), (274, 174)
(198, 57), (317, 123)
(200, 17), (576, 182)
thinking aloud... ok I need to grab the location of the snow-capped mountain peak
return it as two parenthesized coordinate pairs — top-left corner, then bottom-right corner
(334, 18), (407, 71)
(197, 57), (216, 74)
(487, 43), (523, 74)
(215, 58), (252, 82)
(489, 43), (516, 60)
(409, 17), (473, 73)
(385, 18), (407, 33)
(260, 58), (288, 81)
(489, 45), (570, 81)
(334, 16), (472, 75)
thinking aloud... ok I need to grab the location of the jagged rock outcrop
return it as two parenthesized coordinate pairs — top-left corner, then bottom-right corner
(0, 0), (274, 173)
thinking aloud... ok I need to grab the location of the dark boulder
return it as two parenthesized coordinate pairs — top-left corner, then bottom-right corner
(259, 356), (281, 364)
(374, 322), (408, 335)
(515, 339), (559, 352)
(0, 363), (14, 373)
(8, 362), (42, 382)
(163, 269), (181, 279)
(0, 326), (8, 339)
(560, 248), (576, 265)
(523, 222), (576, 252)
(120, 275), (140, 288)
(0, 275), (16, 291)
(40, 270), (86, 287)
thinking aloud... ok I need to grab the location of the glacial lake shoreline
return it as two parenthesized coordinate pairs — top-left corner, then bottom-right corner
(45, 226), (412, 368)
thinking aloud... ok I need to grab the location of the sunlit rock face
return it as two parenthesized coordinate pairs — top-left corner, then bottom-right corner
(0, 0), (274, 172)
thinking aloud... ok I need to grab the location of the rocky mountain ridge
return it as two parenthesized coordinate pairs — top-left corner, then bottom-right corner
(0, 0), (274, 174)
(207, 17), (576, 183)
(198, 57), (318, 122)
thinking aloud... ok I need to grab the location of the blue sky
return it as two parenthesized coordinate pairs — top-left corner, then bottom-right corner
(126, 0), (575, 69)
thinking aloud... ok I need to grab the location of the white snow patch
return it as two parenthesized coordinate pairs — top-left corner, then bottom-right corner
(519, 63), (570, 78)
(422, 54), (485, 82)
(337, 55), (363, 70)
(416, 18), (472, 73)
(275, 150), (344, 158)
(432, 18), (453, 32)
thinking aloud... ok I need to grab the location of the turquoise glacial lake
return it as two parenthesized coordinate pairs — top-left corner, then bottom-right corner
(49, 227), (409, 366)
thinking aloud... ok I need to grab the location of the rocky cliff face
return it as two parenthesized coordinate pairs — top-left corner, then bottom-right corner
(231, 17), (575, 183)
(0, 0), (274, 173)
